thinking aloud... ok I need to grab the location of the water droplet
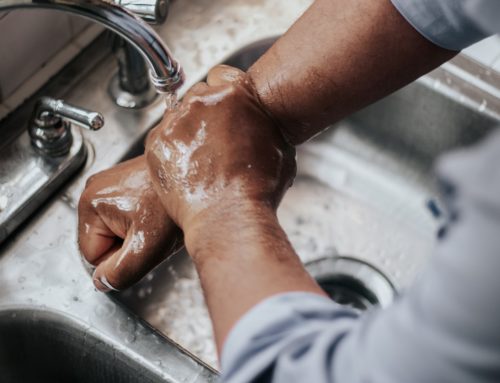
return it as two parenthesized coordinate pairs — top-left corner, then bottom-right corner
(125, 332), (137, 344)
(478, 100), (487, 112)
(95, 302), (116, 317)
(137, 287), (148, 299)
(0, 195), (8, 212)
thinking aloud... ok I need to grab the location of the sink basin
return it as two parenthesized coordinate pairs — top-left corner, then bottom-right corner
(0, 309), (165, 383)
(1, 1), (499, 374)
(115, 38), (500, 369)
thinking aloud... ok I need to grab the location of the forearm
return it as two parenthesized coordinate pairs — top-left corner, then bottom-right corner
(222, 132), (500, 383)
(248, 0), (456, 144)
(184, 201), (326, 354)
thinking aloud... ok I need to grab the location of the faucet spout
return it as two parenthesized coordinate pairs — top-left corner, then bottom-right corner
(0, 0), (184, 94)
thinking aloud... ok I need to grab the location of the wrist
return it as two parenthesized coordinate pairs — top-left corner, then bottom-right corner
(183, 199), (280, 262)
(245, 69), (299, 146)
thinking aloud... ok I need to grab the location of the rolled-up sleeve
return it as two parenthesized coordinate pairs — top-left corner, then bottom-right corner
(221, 129), (500, 383)
(221, 293), (360, 383)
(390, 0), (494, 51)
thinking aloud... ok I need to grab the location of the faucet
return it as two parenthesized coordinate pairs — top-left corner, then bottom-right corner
(0, 0), (184, 95)
(108, 0), (171, 108)
(0, 0), (185, 244)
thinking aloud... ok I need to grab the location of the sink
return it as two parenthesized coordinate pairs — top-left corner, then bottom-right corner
(1, 0), (499, 378)
(0, 309), (165, 383)
(114, 38), (500, 369)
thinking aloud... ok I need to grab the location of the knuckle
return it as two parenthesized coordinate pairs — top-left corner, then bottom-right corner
(77, 194), (88, 211)
(78, 188), (94, 211)
(145, 127), (158, 145)
(84, 173), (99, 188)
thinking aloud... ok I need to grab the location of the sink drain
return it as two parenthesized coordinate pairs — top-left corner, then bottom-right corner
(305, 256), (396, 310)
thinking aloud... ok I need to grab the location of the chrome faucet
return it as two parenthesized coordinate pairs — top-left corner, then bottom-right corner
(108, 0), (171, 108)
(0, 0), (184, 95)
(0, 0), (184, 244)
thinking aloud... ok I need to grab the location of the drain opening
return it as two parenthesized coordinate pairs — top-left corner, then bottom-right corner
(316, 274), (379, 311)
(305, 256), (396, 311)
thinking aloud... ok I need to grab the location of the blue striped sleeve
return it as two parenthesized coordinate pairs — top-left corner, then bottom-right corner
(390, 0), (491, 51)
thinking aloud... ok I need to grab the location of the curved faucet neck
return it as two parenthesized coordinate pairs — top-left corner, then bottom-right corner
(0, 0), (184, 94)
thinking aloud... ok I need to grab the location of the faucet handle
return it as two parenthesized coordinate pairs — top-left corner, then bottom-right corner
(113, 0), (169, 24)
(33, 97), (104, 131)
(30, 97), (104, 156)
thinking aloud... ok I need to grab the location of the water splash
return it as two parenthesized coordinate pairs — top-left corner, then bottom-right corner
(163, 92), (178, 111)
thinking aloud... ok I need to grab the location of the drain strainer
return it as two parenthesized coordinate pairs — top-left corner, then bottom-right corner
(305, 256), (396, 310)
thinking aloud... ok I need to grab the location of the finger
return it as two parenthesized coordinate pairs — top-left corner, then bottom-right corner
(182, 81), (209, 102)
(145, 126), (160, 151)
(92, 226), (183, 292)
(190, 81), (209, 93)
(78, 199), (117, 266)
(206, 65), (245, 86)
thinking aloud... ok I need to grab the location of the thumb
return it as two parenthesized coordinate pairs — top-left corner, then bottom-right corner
(92, 226), (182, 292)
(78, 202), (120, 267)
(206, 65), (246, 86)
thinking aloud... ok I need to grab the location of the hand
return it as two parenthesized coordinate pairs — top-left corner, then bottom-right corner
(78, 155), (183, 292)
(145, 65), (296, 250)
(146, 66), (323, 350)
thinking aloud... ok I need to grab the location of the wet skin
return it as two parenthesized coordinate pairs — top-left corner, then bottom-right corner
(78, 0), (456, 355)
(145, 65), (296, 231)
(146, 66), (326, 351)
(78, 156), (183, 291)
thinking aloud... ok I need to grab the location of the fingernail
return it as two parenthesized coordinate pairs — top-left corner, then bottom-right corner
(93, 273), (118, 293)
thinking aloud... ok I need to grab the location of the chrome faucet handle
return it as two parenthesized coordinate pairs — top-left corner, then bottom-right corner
(29, 97), (104, 157)
(33, 97), (104, 131)
(112, 0), (169, 24)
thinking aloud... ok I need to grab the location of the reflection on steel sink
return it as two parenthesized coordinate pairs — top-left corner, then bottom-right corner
(0, 310), (166, 383)
(115, 38), (500, 369)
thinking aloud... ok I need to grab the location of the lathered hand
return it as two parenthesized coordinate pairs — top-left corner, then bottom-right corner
(145, 65), (296, 249)
(78, 156), (182, 292)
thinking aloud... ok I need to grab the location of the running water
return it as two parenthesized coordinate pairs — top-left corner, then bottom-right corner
(163, 92), (178, 111)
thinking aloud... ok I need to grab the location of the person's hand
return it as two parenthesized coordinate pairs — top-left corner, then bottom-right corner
(78, 155), (183, 292)
(145, 65), (296, 251)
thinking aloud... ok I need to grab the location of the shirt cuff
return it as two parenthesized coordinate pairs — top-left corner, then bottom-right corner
(221, 292), (358, 380)
(390, 0), (490, 51)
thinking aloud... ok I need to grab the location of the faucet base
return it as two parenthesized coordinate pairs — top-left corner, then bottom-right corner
(108, 72), (158, 109)
(0, 126), (87, 244)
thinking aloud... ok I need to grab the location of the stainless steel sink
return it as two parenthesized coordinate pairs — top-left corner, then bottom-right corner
(0, 309), (167, 383)
(115, 39), (500, 369)
(0, 1), (314, 379)
(1, 0), (500, 378)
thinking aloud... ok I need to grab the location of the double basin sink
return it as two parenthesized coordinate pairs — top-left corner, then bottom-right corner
(1, 3), (500, 381)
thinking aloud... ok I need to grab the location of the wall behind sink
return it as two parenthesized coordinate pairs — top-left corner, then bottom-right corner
(0, 10), (102, 121)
